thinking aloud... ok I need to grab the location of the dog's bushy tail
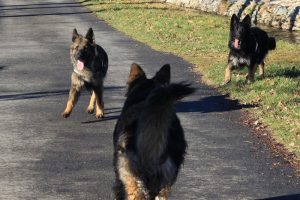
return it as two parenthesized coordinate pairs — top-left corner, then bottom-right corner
(268, 37), (276, 50)
(96, 45), (109, 77)
(136, 82), (195, 165)
(146, 82), (195, 106)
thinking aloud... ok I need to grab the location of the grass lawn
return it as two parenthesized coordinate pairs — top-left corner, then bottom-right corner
(80, 0), (300, 163)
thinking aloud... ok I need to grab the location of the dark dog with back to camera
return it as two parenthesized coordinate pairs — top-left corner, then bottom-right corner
(62, 28), (108, 119)
(224, 14), (276, 84)
(113, 63), (195, 200)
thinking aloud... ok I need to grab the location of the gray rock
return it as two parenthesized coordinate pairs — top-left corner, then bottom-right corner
(274, 6), (288, 15)
(166, 0), (300, 31)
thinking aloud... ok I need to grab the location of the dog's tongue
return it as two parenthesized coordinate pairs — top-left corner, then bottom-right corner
(234, 39), (239, 49)
(77, 60), (84, 71)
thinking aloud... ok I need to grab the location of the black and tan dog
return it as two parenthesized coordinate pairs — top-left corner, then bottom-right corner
(62, 28), (108, 119)
(225, 14), (276, 84)
(113, 63), (195, 200)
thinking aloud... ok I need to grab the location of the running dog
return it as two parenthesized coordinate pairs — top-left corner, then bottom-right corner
(62, 28), (108, 119)
(113, 63), (195, 200)
(225, 14), (276, 84)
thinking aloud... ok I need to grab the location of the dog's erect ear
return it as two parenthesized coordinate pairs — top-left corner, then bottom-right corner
(72, 28), (79, 42)
(230, 14), (239, 28)
(127, 63), (146, 84)
(242, 14), (251, 27)
(154, 64), (170, 84)
(85, 28), (95, 43)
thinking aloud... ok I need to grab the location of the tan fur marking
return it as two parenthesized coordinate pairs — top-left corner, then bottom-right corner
(62, 85), (80, 118)
(224, 63), (232, 84)
(62, 101), (73, 118)
(125, 179), (144, 200)
(258, 61), (265, 77)
(118, 156), (147, 200)
(94, 86), (104, 119)
(86, 91), (96, 114)
(128, 63), (145, 84)
(155, 186), (171, 200)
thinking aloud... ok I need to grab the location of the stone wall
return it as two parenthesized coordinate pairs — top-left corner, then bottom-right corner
(164, 0), (300, 31)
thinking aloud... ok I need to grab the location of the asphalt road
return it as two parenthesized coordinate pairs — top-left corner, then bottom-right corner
(0, 0), (299, 199)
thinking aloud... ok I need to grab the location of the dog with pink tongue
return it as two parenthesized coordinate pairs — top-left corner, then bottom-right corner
(224, 14), (276, 84)
(62, 28), (108, 119)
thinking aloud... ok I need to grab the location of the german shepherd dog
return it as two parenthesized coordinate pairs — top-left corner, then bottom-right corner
(224, 14), (276, 84)
(113, 63), (195, 200)
(62, 28), (108, 119)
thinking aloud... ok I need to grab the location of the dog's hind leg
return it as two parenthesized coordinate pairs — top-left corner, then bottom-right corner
(155, 186), (171, 200)
(113, 178), (125, 200)
(246, 64), (257, 84)
(86, 91), (96, 114)
(62, 84), (81, 118)
(258, 61), (265, 77)
(124, 179), (146, 200)
(224, 63), (232, 84)
(118, 155), (148, 200)
(93, 85), (104, 119)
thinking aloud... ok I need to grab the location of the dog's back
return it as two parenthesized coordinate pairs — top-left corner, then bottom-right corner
(250, 27), (276, 62)
(113, 64), (194, 199)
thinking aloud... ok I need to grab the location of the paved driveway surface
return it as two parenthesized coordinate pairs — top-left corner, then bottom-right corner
(0, 0), (299, 199)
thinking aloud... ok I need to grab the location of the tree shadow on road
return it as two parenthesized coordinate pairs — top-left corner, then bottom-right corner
(0, 4), (82, 11)
(0, 66), (7, 70)
(0, 90), (69, 101)
(0, 2), (79, 8)
(258, 194), (300, 200)
(176, 94), (256, 113)
(0, 11), (92, 18)
(0, 86), (125, 101)
(81, 115), (120, 124)
(0, 1), (93, 18)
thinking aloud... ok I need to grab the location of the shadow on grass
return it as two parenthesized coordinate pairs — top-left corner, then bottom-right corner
(85, 0), (160, 5)
(267, 67), (300, 79)
(176, 94), (256, 113)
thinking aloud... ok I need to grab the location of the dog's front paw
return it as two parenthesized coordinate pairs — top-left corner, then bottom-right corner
(61, 111), (71, 118)
(258, 74), (264, 79)
(245, 79), (254, 84)
(245, 74), (254, 84)
(86, 107), (94, 114)
(222, 80), (231, 86)
(95, 111), (104, 119)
